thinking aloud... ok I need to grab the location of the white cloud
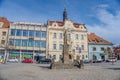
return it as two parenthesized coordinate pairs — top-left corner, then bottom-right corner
(97, 4), (109, 9)
(87, 5), (120, 45)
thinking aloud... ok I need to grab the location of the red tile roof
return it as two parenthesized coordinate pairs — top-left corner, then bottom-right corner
(48, 20), (84, 28)
(88, 33), (112, 45)
(0, 17), (10, 28)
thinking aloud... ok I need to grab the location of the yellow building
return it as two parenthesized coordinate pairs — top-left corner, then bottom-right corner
(47, 9), (88, 62)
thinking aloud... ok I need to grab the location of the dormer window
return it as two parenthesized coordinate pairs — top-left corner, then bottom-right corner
(92, 40), (96, 42)
(100, 40), (103, 42)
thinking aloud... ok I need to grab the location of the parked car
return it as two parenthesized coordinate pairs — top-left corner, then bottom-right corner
(106, 57), (117, 62)
(38, 58), (51, 64)
(83, 60), (90, 64)
(92, 59), (102, 63)
(22, 58), (33, 63)
(7, 58), (18, 62)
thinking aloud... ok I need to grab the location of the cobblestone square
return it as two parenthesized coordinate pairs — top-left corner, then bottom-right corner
(0, 61), (120, 80)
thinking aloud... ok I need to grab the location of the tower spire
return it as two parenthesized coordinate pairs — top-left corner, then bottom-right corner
(63, 7), (68, 22)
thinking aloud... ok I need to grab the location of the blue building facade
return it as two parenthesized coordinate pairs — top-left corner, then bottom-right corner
(88, 44), (113, 61)
(88, 33), (113, 61)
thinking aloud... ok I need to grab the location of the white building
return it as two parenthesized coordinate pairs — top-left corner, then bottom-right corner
(47, 9), (88, 62)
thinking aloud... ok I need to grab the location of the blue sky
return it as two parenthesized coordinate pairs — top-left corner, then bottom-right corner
(0, 0), (120, 45)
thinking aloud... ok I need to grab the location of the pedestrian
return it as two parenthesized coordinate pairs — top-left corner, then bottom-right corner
(90, 60), (93, 65)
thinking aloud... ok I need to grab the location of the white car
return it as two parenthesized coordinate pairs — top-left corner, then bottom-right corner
(106, 57), (117, 62)
(7, 58), (18, 62)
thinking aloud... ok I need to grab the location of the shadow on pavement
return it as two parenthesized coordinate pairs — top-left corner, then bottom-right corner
(0, 74), (7, 80)
(38, 64), (51, 69)
(107, 68), (120, 70)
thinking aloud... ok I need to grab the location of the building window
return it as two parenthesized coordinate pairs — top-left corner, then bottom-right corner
(34, 40), (40, 47)
(82, 55), (84, 59)
(15, 39), (21, 46)
(59, 44), (63, 50)
(59, 55), (63, 61)
(53, 55), (56, 60)
(23, 30), (28, 36)
(67, 44), (71, 50)
(53, 44), (56, 50)
(29, 30), (34, 37)
(27, 40), (34, 47)
(22, 40), (27, 47)
(16, 30), (21, 36)
(53, 32), (57, 38)
(9, 39), (14, 45)
(76, 45), (79, 50)
(107, 47), (110, 50)
(2, 32), (6, 36)
(81, 35), (84, 40)
(76, 34), (78, 40)
(92, 40), (96, 42)
(67, 34), (71, 40)
(93, 47), (96, 51)
(59, 33), (63, 39)
(35, 31), (41, 37)
(101, 47), (104, 51)
(1, 40), (5, 44)
(11, 29), (16, 36)
(81, 45), (84, 50)
(41, 40), (46, 48)
(41, 31), (46, 38)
